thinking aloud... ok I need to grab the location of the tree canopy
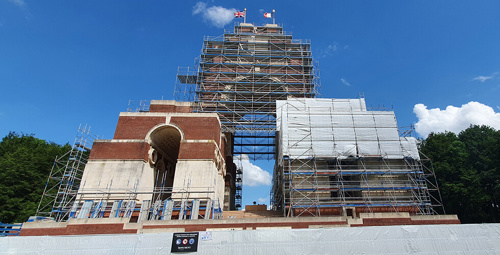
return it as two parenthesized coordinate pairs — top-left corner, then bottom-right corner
(0, 132), (70, 223)
(420, 125), (500, 223)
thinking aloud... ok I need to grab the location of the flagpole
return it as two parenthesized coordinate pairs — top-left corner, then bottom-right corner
(273, 9), (275, 24)
(244, 8), (247, 23)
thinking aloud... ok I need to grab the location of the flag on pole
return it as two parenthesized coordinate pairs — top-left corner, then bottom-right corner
(263, 12), (274, 18)
(234, 11), (245, 18)
(264, 10), (275, 18)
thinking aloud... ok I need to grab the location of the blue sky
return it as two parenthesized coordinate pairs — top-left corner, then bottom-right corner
(1, 0), (499, 208)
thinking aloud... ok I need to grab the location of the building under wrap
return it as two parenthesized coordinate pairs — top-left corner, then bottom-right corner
(272, 98), (442, 217)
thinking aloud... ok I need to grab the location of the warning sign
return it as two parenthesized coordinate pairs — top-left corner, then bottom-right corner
(171, 232), (199, 252)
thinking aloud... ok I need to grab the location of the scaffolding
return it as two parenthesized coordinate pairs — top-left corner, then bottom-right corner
(234, 159), (243, 210)
(70, 189), (223, 221)
(36, 124), (98, 221)
(126, 100), (150, 112)
(272, 98), (444, 217)
(175, 23), (320, 160)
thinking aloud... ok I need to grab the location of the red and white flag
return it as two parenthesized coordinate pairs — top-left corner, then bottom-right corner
(234, 11), (245, 18)
(264, 12), (274, 18)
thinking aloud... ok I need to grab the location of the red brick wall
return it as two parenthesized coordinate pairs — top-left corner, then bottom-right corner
(114, 116), (166, 139)
(89, 141), (149, 161)
(411, 219), (461, 225)
(293, 208), (343, 216)
(170, 117), (221, 146)
(356, 206), (418, 214)
(149, 104), (192, 113)
(20, 224), (137, 236)
(97, 115), (225, 162)
(178, 142), (216, 160)
(350, 217), (461, 227)
(245, 205), (267, 211)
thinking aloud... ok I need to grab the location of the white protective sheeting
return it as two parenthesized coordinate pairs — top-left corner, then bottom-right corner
(277, 98), (420, 159)
(2, 224), (500, 254)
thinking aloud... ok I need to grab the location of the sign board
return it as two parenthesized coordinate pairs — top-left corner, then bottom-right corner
(200, 231), (212, 241)
(171, 232), (199, 252)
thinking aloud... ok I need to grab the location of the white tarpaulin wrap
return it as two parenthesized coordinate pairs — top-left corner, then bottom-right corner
(277, 98), (420, 160)
(2, 224), (500, 254)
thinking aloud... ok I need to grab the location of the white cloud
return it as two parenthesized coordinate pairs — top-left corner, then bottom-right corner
(192, 2), (206, 15)
(192, 2), (236, 28)
(321, 42), (338, 57)
(257, 197), (267, 203)
(319, 42), (350, 58)
(472, 72), (498, 82)
(235, 154), (272, 187)
(327, 43), (338, 52)
(414, 102), (500, 137)
(340, 78), (351, 86)
(8, 0), (25, 7)
(473, 76), (493, 82)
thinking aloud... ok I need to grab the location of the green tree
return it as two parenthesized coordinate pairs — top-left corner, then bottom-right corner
(420, 126), (500, 223)
(458, 125), (500, 222)
(0, 132), (70, 223)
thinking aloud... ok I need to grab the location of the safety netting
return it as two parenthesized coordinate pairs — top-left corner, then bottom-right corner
(277, 98), (420, 160)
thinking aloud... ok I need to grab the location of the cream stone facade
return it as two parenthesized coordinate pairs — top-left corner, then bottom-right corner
(72, 101), (231, 221)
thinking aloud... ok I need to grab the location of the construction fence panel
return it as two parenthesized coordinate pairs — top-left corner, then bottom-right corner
(2, 224), (500, 254)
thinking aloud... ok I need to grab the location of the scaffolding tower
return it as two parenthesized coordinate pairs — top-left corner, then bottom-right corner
(175, 23), (320, 160)
(36, 125), (98, 221)
(272, 98), (444, 217)
(235, 159), (243, 210)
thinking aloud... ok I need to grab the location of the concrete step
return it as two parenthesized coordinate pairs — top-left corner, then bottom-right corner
(223, 210), (283, 219)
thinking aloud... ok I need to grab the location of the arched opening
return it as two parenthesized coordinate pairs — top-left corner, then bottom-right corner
(148, 125), (182, 201)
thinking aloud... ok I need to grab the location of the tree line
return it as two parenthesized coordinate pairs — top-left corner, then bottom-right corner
(0, 125), (499, 223)
(0, 132), (70, 223)
(420, 125), (500, 223)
